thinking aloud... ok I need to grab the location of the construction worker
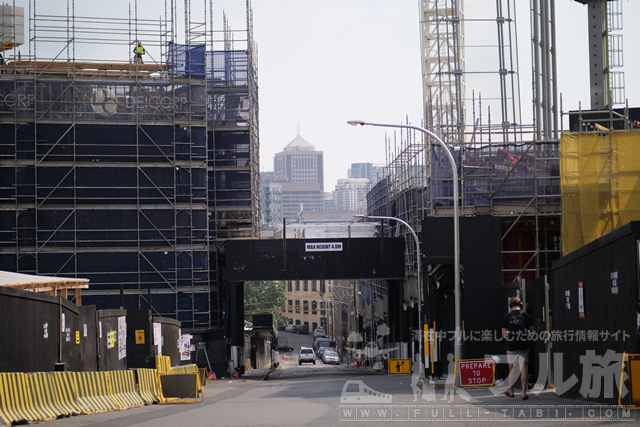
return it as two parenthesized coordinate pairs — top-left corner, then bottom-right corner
(133, 41), (146, 64)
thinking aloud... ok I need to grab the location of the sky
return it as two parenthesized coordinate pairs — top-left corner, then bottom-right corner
(12, 0), (640, 192)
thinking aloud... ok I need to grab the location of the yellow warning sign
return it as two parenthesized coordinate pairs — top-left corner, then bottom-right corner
(75, 331), (80, 344)
(136, 330), (145, 344)
(388, 359), (411, 375)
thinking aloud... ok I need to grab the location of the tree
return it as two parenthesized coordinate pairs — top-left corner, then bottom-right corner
(244, 281), (290, 327)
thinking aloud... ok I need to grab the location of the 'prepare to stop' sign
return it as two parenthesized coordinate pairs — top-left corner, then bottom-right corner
(458, 360), (495, 387)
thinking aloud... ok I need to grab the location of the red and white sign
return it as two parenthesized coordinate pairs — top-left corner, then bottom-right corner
(458, 360), (494, 387)
(209, 372), (216, 381)
(578, 281), (585, 319)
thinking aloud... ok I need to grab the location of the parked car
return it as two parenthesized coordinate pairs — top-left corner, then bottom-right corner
(285, 324), (293, 332)
(278, 343), (294, 352)
(313, 327), (326, 338)
(297, 325), (309, 335)
(317, 346), (330, 359)
(298, 347), (316, 365)
(322, 350), (340, 364)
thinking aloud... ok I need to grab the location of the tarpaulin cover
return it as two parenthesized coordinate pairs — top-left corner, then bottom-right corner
(560, 130), (640, 255)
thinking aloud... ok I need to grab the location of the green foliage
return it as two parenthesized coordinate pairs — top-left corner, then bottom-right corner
(244, 280), (290, 327)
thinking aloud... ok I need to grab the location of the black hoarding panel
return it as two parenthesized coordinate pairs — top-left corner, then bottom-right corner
(152, 316), (182, 366)
(222, 238), (405, 282)
(551, 221), (640, 403)
(0, 287), (98, 372)
(0, 287), (60, 372)
(422, 217), (504, 362)
(126, 310), (153, 369)
(97, 309), (128, 371)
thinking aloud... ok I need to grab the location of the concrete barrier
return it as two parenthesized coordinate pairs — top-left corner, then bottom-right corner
(135, 368), (159, 404)
(108, 370), (144, 410)
(0, 372), (41, 425)
(51, 370), (83, 416)
(61, 371), (119, 414)
(26, 372), (78, 421)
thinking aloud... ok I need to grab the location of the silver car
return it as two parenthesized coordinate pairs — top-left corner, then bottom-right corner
(322, 350), (340, 364)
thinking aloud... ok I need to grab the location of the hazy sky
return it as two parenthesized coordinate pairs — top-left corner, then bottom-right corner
(13, 0), (640, 192)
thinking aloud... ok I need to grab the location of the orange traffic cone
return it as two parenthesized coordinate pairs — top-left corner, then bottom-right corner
(354, 359), (358, 368)
(282, 353), (286, 360)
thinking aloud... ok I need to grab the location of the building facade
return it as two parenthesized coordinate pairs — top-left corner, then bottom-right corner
(334, 178), (370, 211)
(260, 181), (282, 226)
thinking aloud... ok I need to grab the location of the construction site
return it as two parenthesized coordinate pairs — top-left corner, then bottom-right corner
(354, 0), (640, 374)
(1, 0), (640, 396)
(0, 0), (259, 354)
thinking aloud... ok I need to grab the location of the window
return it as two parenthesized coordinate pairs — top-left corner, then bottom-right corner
(312, 301), (317, 315)
(288, 300), (293, 313)
(295, 281), (300, 291)
(287, 281), (292, 292)
(295, 300), (300, 313)
(303, 300), (309, 314)
(312, 281), (317, 292)
(303, 281), (308, 292)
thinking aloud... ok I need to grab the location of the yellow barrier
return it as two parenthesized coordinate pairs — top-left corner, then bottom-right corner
(51, 370), (83, 416)
(108, 371), (144, 410)
(0, 372), (41, 425)
(61, 371), (119, 414)
(135, 369), (159, 404)
(198, 368), (211, 388)
(171, 364), (198, 374)
(154, 356), (171, 374)
(26, 372), (80, 421)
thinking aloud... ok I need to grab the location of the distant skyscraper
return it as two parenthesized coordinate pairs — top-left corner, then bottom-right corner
(334, 178), (369, 211)
(274, 135), (324, 191)
(272, 134), (324, 221)
(348, 163), (373, 181)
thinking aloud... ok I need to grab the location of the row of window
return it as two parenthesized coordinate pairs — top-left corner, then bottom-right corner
(287, 299), (325, 314)
(286, 280), (326, 292)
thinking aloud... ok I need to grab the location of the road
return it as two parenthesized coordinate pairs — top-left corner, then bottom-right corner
(44, 332), (635, 426)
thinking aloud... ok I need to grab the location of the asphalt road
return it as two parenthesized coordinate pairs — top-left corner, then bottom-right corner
(44, 332), (635, 426)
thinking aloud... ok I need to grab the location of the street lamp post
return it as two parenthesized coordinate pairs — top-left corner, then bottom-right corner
(355, 214), (423, 370)
(349, 120), (462, 362)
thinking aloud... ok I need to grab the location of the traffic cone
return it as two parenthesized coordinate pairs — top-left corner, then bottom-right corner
(354, 359), (358, 368)
(282, 353), (286, 360)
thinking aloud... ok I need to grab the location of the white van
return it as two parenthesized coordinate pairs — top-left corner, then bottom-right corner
(313, 327), (326, 338)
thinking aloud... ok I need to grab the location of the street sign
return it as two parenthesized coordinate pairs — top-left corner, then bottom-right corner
(388, 359), (411, 375)
(457, 359), (495, 388)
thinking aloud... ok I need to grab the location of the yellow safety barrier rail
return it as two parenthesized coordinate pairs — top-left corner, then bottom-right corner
(618, 352), (640, 410)
(198, 368), (211, 388)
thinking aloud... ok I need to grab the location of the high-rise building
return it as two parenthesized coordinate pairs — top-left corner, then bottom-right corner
(334, 178), (369, 211)
(272, 135), (324, 220)
(348, 163), (374, 181)
(260, 181), (282, 226)
(274, 135), (324, 191)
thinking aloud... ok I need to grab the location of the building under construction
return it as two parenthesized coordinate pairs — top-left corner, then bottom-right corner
(0, 0), (259, 341)
(354, 0), (640, 368)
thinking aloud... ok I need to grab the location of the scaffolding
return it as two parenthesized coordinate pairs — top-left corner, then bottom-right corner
(0, 0), (260, 332)
(366, 0), (562, 299)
